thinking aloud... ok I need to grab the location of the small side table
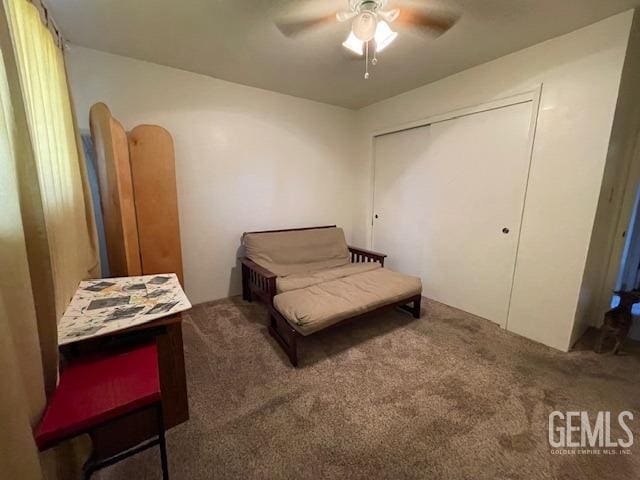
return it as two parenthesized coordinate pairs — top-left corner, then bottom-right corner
(35, 342), (169, 479)
(61, 313), (189, 460)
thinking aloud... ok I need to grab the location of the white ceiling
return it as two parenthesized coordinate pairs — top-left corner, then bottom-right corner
(48, 0), (640, 109)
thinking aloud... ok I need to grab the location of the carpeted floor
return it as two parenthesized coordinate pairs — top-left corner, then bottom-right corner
(96, 296), (640, 480)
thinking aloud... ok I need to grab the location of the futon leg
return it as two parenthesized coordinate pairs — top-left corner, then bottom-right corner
(156, 403), (169, 480)
(412, 296), (422, 319)
(268, 311), (299, 367)
(241, 264), (252, 302)
(398, 295), (422, 319)
(289, 331), (298, 367)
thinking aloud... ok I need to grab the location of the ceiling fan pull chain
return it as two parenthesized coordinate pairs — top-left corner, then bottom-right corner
(364, 41), (370, 79)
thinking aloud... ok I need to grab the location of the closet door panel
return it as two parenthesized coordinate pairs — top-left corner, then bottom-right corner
(373, 101), (533, 325)
(373, 124), (433, 280)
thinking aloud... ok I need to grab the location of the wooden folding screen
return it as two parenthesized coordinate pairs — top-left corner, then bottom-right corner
(89, 103), (141, 277)
(129, 125), (184, 285)
(89, 103), (183, 285)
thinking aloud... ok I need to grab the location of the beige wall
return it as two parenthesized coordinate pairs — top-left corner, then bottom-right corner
(355, 11), (634, 351)
(67, 11), (637, 351)
(66, 46), (360, 304)
(574, 10), (640, 345)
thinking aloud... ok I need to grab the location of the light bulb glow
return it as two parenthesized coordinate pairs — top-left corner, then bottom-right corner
(342, 31), (364, 55)
(374, 20), (398, 51)
(352, 11), (377, 41)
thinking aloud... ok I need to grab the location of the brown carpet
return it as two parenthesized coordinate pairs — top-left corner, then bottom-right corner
(96, 297), (640, 480)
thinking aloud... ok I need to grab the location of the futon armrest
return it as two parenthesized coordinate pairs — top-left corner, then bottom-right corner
(348, 246), (387, 267)
(240, 257), (276, 279)
(240, 257), (277, 305)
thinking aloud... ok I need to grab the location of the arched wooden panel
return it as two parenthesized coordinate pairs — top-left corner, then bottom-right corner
(89, 103), (141, 277)
(128, 125), (184, 286)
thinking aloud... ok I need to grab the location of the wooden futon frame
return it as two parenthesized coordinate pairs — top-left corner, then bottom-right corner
(240, 226), (422, 366)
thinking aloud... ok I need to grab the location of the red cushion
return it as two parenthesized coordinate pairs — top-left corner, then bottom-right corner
(35, 342), (161, 450)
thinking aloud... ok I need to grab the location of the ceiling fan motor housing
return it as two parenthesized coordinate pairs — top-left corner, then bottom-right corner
(350, 0), (385, 13)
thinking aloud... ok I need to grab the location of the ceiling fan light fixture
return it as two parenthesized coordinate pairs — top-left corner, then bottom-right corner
(342, 30), (364, 56)
(352, 11), (377, 41)
(374, 20), (397, 51)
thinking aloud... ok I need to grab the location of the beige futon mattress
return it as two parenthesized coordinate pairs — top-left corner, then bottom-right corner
(273, 268), (422, 335)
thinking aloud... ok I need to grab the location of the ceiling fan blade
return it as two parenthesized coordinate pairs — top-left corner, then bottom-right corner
(275, 13), (337, 38)
(378, 8), (400, 23)
(395, 7), (459, 37)
(336, 10), (357, 22)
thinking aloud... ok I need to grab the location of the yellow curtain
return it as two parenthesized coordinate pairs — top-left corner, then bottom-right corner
(4, 0), (100, 391)
(0, 43), (44, 480)
(7, 0), (100, 315)
(0, 0), (100, 477)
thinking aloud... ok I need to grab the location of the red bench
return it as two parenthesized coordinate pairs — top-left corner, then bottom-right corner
(35, 341), (169, 479)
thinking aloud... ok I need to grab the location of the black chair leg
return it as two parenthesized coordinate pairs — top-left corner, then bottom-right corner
(81, 453), (96, 480)
(156, 403), (169, 480)
(81, 469), (93, 480)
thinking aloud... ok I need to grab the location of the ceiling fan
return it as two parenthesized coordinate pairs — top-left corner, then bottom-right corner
(276, 0), (460, 79)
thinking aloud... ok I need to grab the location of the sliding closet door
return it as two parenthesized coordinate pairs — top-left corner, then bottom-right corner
(373, 101), (533, 326)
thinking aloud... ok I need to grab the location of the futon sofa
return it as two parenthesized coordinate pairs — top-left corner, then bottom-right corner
(240, 226), (422, 366)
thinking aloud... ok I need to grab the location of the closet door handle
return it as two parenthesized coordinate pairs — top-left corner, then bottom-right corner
(502, 227), (510, 234)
